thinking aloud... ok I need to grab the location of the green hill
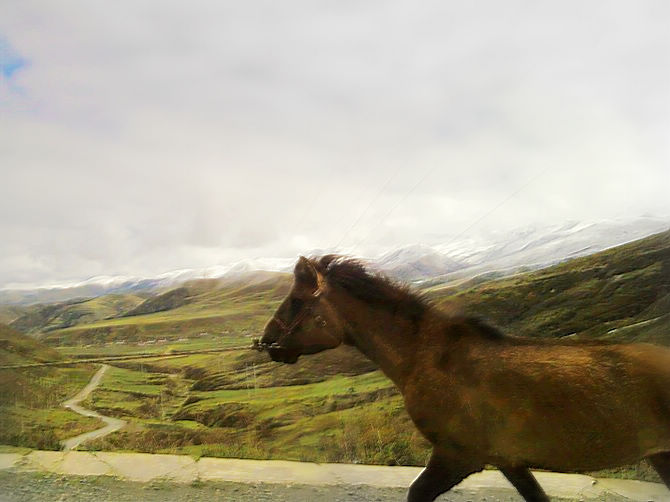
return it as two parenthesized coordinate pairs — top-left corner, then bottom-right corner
(37, 272), (292, 346)
(0, 324), (61, 366)
(431, 229), (670, 344)
(123, 287), (194, 316)
(0, 306), (26, 325)
(10, 294), (146, 336)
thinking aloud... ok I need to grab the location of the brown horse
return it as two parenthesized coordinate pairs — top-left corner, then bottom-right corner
(259, 255), (670, 502)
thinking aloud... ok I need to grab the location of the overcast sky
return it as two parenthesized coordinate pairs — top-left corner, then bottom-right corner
(1, 1), (669, 288)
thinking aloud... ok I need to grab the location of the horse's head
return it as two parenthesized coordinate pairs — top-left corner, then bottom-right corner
(260, 256), (345, 364)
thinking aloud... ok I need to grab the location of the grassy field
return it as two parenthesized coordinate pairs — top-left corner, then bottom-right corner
(25, 272), (292, 347)
(0, 324), (103, 450)
(38, 291), (286, 347)
(9, 294), (146, 336)
(0, 364), (102, 450)
(79, 350), (428, 466)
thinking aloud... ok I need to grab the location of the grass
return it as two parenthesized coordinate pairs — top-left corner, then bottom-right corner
(70, 343), (419, 465)
(81, 359), (427, 466)
(38, 274), (291, 346)
(8, 405), (102, 441)
(430, 230), (670, 343)
(9, 294), (146, 335)
(0, 324), (61, 366)
(190, 371), (391, 405)
(0, 364), (102, 450)
(82, 365), (191, 420)
(0, 444), (31, 454)
(94, 365), (168, 396)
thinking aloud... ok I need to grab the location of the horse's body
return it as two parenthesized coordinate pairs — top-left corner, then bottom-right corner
(260, 255), (670, 502)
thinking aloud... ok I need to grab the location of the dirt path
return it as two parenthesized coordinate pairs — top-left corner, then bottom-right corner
(61, 364), (126, 451)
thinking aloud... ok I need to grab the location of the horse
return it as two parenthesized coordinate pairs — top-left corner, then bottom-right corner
(258, 255), (670, 502)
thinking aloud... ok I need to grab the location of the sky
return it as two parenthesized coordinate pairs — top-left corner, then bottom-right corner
(1, 1), (669, 289)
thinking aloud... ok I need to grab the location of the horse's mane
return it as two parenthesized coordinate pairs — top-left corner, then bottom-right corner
(314, 255), (430, 323)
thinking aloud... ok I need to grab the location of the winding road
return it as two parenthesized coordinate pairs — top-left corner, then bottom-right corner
(60, 364), (126, 451)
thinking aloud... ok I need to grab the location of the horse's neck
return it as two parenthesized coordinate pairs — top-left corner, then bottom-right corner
(328, 290), (421, 390)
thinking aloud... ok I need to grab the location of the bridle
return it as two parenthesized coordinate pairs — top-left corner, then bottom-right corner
(254, 287), (335, 352)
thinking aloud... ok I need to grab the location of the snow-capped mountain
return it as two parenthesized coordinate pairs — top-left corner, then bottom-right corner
(375, 244), (465, 281)
(378, 216), (669, 282)
(0, 258), (295, 306)
(1, 217), (667, 305)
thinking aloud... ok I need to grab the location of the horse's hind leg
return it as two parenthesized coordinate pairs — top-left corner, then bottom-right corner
(407, 449), (482, 502)
(498, 465), (549, 502)
(649, 451), (670, 488)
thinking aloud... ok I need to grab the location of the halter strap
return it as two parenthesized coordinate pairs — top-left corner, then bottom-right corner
(256, 287), (339, 351)
(271, 303), (315, 346)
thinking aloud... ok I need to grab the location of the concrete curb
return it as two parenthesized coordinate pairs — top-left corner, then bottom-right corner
(2, 450), (669, 501)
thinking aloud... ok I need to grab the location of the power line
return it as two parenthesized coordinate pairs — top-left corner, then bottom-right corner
(334, 168), (404, 250)
(440, 165), (552, 249)
(352, 161), (440, 251)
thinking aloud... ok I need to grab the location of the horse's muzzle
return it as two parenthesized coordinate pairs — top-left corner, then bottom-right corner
(268, 347), (300, 364)
(254, 337), (300, 364)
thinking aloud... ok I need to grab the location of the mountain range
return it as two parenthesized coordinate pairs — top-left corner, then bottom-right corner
(378, 216), (669, 282)
(1, 216), (667, 306)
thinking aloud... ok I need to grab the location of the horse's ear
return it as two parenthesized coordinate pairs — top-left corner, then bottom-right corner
(294, 256), (322, 292)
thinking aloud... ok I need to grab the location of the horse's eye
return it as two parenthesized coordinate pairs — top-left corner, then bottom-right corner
(289, 298), (304, 315)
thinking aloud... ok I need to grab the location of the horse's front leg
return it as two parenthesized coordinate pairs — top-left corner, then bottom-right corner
(407, 448), (483, 502)
(497, 465), (549, 502)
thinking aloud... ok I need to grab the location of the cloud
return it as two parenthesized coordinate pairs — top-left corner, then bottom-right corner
(0, 1), (669, 288)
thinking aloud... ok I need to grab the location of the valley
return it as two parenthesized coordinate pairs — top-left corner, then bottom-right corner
(0, 230), (668, 483)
